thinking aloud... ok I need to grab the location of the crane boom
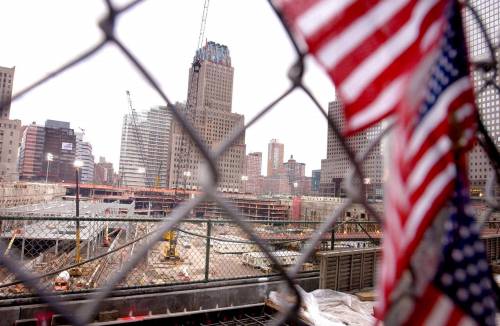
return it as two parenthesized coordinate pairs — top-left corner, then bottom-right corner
(126, 90), (151, 187)
(197, 0), (210, 49)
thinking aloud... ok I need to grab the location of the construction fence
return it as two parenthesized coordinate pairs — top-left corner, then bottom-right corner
(0, 216), (383, 299)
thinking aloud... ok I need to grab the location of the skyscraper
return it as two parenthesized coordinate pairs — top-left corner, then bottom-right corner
(320, 98), (383, 198)
(19, 122), (45, 181)
(42, 120), (76, 183)
(267, 139), (284, 177)
(464, 1), (500, 196)
(119, 105), (172, 188)
(311, 169), (321, 193)
(283, 155), (305, 185)
(0, 66), (21, 181)
(94, 157), (114, 185)
(0, 66), (14, 119)
(244, 152), (263, 194)
(75, 132), (94, 183)
(169, 41), (246, 192)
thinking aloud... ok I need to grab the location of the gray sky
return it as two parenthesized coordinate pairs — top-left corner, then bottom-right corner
(1, 0), (336, 177)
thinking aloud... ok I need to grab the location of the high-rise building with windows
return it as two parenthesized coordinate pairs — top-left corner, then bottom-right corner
(244, 152), (263, 194)
(119, 106), (172, 188)
(464, 0), (500, 196)
(311, 169), (321, 193)
(0, 66), (20, 181)
(75, 132), (94, 183)
(94, 157), (114, 185)
(19, 122), (45, 181)
(320, 98), (383, 198)
(0, 66), (14, 119)
(169, 41), (246, 192)
(267, 139), (284, 177)
(42, 120), (76, 183)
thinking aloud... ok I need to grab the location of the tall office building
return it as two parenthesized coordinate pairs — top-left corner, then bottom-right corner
(0, 66), (14, 119)
(464, 1), (500, 196)
(244, 152), (263, 194)
(320, 98), (383, 198)
(267, 139), (284, 177)
(94, 157), (114, 185)
(42, 120), (76, 183)
(75, 132), (94, 183)
(19, 122), (45, 181)
(119, 105), (172, 188)
(0, 66), (20, 181)
(283, 155), (305, 185)
(169, 41), (246, 192)
(311, 169), (321, 193)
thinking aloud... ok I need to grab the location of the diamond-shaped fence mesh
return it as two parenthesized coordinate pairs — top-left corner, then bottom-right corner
(0, 0), (498, 325)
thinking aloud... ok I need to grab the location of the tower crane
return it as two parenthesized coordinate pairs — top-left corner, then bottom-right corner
(174, 0), (210, 195)
(197, 0), (210, 50)
(125, 90), (151, 186)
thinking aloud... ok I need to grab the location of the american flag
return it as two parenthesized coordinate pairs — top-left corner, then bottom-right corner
(409, 175), (497, 325)
(379, 1), (479, 320)
(275, 0), (496, 323)
(275, 0), (449, 134)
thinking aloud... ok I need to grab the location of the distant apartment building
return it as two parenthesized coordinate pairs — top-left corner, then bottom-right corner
(267, 139), (284, 177)
(311, 169), (321, 193)
(320, 98), (383, 198)
(19, 122), (45, 181)
(94, 157), (114, 185)
(75, 132), (94, 183)
(42, 120), (76, 183)
(464, 0), (500, 197)
(0, 66), (20, 181)
(119, 105), (172, 188)
(169, 42), (245, 192)
(244, 152), (263, 194)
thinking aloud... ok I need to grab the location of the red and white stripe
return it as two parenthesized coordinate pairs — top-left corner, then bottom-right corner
(409, 285), (475, 326)
(276, 0), (478, 322)
(276, 0), (448, 134)
(379, 76), (476, 318)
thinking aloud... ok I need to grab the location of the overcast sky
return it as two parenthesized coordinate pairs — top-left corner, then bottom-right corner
(1, 0), (336, 177)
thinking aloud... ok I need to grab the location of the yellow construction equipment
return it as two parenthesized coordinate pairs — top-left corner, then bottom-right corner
(161, 230), (180, 261)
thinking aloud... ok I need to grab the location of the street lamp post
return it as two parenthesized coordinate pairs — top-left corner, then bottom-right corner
(71, 159), (84, 276)
(45, 153), (53, 183)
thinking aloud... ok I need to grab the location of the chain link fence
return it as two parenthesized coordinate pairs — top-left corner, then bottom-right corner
(0, 0), (498, 324)
(0, 214), (386, 296)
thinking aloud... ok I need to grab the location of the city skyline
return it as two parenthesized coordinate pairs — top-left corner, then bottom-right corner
(0, 1), (334, 178)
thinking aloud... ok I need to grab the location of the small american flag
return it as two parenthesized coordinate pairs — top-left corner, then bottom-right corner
(275, 0), (495, 323)
(275, 0), (449, 134)
(409, 175), (498, 325)
(379, 1), (480, 320)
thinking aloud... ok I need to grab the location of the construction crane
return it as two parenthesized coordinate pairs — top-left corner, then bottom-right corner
(174, 0), (210, 195)
(125, 90), (165, 188)
(197, 0), (210, 49)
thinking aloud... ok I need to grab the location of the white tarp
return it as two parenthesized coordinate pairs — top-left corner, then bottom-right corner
(269, 286), (375, 326)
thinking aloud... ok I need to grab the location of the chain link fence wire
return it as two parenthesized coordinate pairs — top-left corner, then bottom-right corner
(0, 0), (498, 324)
